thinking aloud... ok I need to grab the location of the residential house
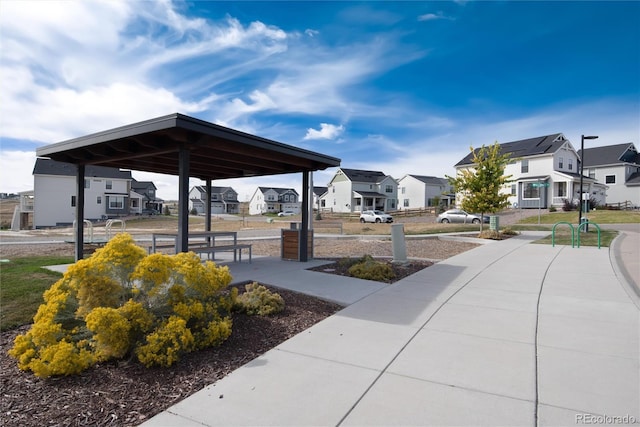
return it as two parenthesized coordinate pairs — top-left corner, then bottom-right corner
(578, 143), (640, 208)
(312, 186), (327, 211)
(248, 187), (300, 215)
(320, 168), (398, 213)
(397, 175), (453, 210)
(189, 185), (240, 214)
(453, 133), (607, 209)
(131, 180), (164, 214)
(33, 158), (133, 228)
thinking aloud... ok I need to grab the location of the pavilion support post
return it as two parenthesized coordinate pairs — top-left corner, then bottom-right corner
(75, 164), (85, 261)
(177, 146), (190, 253)
(205, 179), (212, 232)
(299, 170), (310, 262)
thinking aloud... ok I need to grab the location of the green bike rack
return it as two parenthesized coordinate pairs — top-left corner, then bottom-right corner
(577, 221), (601, 249)
(552, 222), (575, 248)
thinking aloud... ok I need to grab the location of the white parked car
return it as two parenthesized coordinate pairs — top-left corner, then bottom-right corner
(277, 210), (296, 217)
(359, 210), (393, 223)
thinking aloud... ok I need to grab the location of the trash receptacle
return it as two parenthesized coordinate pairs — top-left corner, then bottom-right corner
(580, 217), (589, 232)
(281, 227), (313, 261)
(489, 215), (499, 231)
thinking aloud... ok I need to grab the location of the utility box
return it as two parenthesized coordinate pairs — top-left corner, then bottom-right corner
(489, 215), (499, 231)
(281, 223), (313, 261)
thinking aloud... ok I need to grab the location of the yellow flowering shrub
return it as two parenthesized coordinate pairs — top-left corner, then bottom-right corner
(9, 232), (235, 377)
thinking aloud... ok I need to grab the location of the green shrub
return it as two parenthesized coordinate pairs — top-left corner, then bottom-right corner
(549, 206), (557, 212)
(501, 227), (519, 236)
(9, 233), (234, 377)
(234, 282), (284, 316)
(347, 257), (395, 282)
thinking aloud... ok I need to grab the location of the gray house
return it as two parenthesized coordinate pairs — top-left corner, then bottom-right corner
(189, 185), (239, 214)
(578, 143), (640, 208)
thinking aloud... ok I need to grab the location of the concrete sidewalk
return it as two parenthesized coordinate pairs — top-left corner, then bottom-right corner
(142, 231), (639, 426)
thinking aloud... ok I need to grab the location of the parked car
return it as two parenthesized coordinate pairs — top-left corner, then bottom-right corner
(359, 210), (393, 223)
(277, 210), (296, 217)
(436, 209), (489, 224)
(140, 208), (160, 216)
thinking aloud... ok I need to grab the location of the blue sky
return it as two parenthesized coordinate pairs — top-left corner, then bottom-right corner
(1, 0), (638, 201)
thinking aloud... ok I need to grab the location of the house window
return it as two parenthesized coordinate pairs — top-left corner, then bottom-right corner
(385, 185), (393, 193)
(401, 187), (406, 194)
(212, 194), (218, 200)
(511, 184), (516, 195)
(109, 196), (124, 209)
(390, 199), (396, 209)
(320, 200), (325, 208)
(97, 196), (102, 204)
(71, 195), (76, 207)
(523, 183), (540, 199)
(588, 169), (595, 179)
(84, 179), (90, 189)
(356, 199), (361, 206)
(521, 160), (529, 173)
(558, 157), (564, 169)
(403, 199), (409, 207)
(605, 175), (616, 184)
(557, 182), (566, 197)
(369, 185), (373, 190)
(332, 186), (335, 193)
(106, 180), (113, 190)
(568, 159), (573, 171)
(267, 195), (275, 201)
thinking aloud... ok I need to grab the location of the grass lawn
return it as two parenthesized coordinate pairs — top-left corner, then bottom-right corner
(0, 256), (73, 331)
(532, 228), (617, 248)
(517, 209), (640, 224)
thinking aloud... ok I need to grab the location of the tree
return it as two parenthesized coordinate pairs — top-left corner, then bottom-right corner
(446, 142), (513, 231)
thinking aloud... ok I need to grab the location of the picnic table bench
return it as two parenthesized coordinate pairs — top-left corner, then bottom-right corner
(150, 232), (251, 263)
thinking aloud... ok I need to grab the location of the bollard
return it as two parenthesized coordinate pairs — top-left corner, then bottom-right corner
(391, 223), (407, 263)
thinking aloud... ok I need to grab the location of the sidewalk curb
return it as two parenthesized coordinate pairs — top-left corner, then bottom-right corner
(610, 232), (640, 309)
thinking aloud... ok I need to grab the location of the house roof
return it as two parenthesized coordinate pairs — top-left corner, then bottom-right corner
(313, 186), (327, 197)
(340, 168), (388, 183)
(131, 180), (157, 190)
(36, 113), (341, 180)
(406, 174), (449, 186)
(33, 158), (132, 179)
(258, 187), (299, 196)
(626, 171), (640, 186)
(353, 191), (387, 198)
(455, 133), (567, 167)
(577, 143), (639, 167)
(193, 185), (236, 194)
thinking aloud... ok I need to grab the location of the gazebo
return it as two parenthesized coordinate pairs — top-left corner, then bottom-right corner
(36, 113), (341, 261)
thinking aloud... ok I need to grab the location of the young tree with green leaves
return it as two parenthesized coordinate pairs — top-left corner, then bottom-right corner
(446, 142), (513, 231)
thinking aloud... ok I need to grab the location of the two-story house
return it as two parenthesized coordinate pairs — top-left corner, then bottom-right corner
(397, 175), (453, 210)
(248, 187), (300, 215)
(189, 185), (240, 214)
(33, 158), (133, 228)
(313, 186), (327, 211)
(131, 180), (164, 214)
(453, 133), (607, 209)
(578, 143), (640, 208)
(320, 168), (398, 213)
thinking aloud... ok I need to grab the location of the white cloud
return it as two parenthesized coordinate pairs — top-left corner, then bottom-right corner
(0, 151), (37, 194)
(417, 12), (453, 22)
(304, 123), (345, 140)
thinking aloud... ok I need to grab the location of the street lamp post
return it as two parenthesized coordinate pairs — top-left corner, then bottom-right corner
(578, 134), (599, 228)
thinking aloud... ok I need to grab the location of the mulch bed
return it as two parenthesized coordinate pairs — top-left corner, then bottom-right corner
(307, 257), (434, 283)
(0, 286), (342, 427)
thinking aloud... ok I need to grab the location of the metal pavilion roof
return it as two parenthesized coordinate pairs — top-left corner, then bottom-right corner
(36, 113), (341, 179)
